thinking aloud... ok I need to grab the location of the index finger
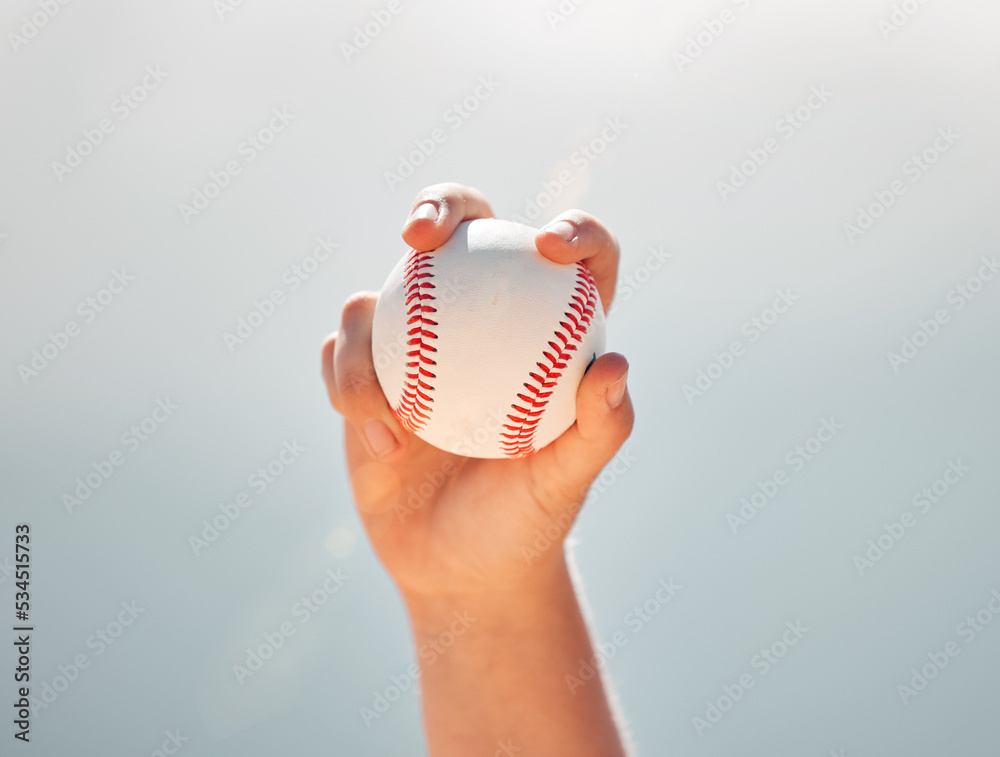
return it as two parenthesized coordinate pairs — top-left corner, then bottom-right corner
(535, 210), (620, 315)
(402, 183), (494, 252)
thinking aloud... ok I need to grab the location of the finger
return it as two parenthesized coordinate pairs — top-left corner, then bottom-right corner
(321, 331), (341, 412)
(402, 183), (494, 252)
(535, 210), (620, 314)
(532, 352), (633, 510)
(334, 292), (409, 461)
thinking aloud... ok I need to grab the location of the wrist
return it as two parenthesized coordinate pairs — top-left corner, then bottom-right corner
(401, 549), (573, 639)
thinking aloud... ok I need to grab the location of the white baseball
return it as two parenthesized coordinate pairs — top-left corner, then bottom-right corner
(371, 218), (606, 459)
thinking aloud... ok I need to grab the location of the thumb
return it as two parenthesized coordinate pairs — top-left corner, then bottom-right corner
(534, 353), (634, 509)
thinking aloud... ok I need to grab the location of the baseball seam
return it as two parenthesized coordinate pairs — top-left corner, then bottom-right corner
(394, 250), (438, 432)
(500, 262), (599, 458)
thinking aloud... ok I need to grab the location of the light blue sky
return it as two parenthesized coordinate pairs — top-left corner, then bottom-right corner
(2, 0), (999, 755)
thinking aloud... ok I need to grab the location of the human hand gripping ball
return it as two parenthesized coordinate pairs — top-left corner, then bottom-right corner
(321, 183), (632, 599)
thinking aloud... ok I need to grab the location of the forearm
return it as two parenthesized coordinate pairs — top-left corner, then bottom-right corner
(403, 552), (628, 757)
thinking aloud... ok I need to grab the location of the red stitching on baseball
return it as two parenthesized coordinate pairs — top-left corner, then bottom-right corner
(394, 250), (437, 432)
(500, 263), (598, 458)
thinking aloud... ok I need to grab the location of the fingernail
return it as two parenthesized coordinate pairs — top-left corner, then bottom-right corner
(410, 202), (439, 223)
(543, 220), (577, 242)
(363, 418), (398, 458)
(606, 369), (628, 409)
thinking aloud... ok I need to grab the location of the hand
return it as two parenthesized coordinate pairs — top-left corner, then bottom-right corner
(321, 183), (634, 603)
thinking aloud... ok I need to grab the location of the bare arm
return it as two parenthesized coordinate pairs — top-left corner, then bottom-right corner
(405, 553), (627, 757)
(322, 183), (633, 756)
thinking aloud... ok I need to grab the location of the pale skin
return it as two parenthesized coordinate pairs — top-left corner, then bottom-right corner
(321, 183), (634, 757)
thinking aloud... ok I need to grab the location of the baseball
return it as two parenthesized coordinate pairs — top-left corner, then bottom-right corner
(371, 218), (606, 459)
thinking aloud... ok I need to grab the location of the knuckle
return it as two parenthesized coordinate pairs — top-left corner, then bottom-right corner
(577, 214), (617, 258)
(566, 209), (594, 225)
(439, 180), (471, 196)
(415, 182), (459, 203)
(605, 231), (621, 260)
(341, 292), (376, 323)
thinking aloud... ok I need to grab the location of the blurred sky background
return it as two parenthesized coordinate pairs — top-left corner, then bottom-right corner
(1, 0), (999, 755)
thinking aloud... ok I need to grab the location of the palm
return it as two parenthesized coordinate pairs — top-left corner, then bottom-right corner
(345, 424), (572, 597)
